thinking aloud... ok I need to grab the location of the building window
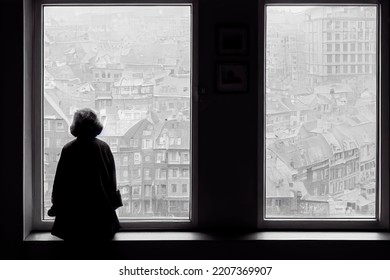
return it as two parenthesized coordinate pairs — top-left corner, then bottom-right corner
(132, 186), (141, 196)
(365, 42), (370, 51)
(55, 120), (64, 131)
(343, 43), (348, 52)
(44, 120), (50, 131)
(171, 184), (177, 193)
(182, 168), (190, 178)
(144, 169), (151, 180)
(44, 153), (49, 165)
(182, 184), (188, 193)
(142, 139), (153, 149)
(134, 153), (141, 165)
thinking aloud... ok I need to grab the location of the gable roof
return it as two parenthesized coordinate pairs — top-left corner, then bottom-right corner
(44, 91), (71, 127)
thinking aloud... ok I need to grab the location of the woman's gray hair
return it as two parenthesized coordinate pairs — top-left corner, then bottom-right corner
(70, 108), (103, 138)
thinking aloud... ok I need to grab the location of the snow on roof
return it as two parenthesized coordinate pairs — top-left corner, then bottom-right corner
(100, 117), (140, 137)
(44, 91), (71, 127)
(269, 134), (332, 169)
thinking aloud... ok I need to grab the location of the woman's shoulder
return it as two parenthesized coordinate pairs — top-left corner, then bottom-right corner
(93, 138), (110, 149)
(62, 139), (77, 150)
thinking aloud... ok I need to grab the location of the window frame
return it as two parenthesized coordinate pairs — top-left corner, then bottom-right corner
(260, 0), (390, 230)
(28, 0), (198, 231)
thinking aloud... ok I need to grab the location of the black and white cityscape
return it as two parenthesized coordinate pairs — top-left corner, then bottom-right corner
(43, 6), (191, 219)
(266, 6), (377, 218)
(42, 5), (378, 221)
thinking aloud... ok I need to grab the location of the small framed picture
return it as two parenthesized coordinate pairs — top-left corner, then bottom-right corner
(216, 63), (249, 93)
(217, 26), (248, 55)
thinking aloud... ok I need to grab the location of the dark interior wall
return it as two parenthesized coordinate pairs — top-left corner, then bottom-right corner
(197, 0), (259, 230)
(1, 0), (25, 259)
(1, 0), (390, 259)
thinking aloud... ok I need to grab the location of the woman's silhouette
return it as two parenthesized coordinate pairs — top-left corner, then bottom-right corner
(48, 108), (122, 241)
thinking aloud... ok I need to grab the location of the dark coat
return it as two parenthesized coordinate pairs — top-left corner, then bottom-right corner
(49, 137), (121, 241)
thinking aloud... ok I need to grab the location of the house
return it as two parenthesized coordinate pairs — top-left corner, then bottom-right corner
(43, 92), (72, 217)
(153, 74), (191, 120)
(154, 119), (191, 217)
(268, 134), (332, 200)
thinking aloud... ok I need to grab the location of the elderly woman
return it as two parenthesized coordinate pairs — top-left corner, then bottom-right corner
(48, 108), (122, 241)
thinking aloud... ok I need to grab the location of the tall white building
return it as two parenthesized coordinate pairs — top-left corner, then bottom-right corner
(304, 6), (376, 86)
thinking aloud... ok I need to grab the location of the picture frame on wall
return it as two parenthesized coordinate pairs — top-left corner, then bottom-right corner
(217, 26), (249, 55)
(216, 63), (249, 93)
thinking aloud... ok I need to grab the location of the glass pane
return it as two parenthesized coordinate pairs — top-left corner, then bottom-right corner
(43, 6), (192, 220)
(265, 6), (377, 218)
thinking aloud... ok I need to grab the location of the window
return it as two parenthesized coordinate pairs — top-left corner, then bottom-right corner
(44, 153), (49, 165)
(144, 169), (151, 180)
(142, 139), (153, 149)
(182, 168), (190, 177)
(55, 121), (64, 131)
(134, 153), (141, 165)
(132, 186), (141, 196)
(182, 184), (188, 193)
(169, 151), (179, 162)
(265, 4), (383, 226)
(38, 3), (194, 227)
(44, 120), (50, 131)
